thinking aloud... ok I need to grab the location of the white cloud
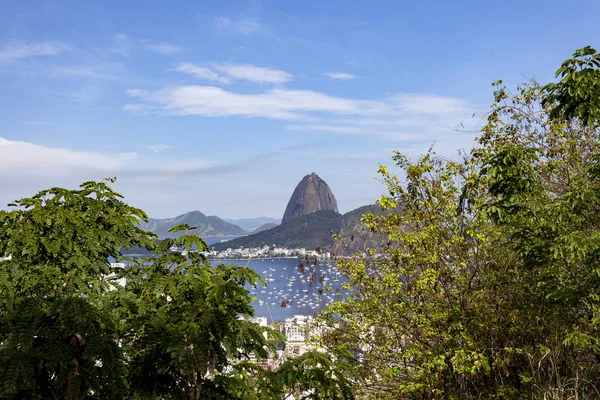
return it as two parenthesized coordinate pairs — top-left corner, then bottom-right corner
(124, 83), (477, 145)
(213, 17), (262, 35)
(324, 72), (358, 80)
(174, 62), (293, 85)
(175, 63), (231, 83)
(146, 144), (171, 153)
(0, 137), (136, 174)
(0, 41), (69, 62)
(125, 85), (471, 122)
(145, 42), (183, 55)
(212, 63), (293, 84)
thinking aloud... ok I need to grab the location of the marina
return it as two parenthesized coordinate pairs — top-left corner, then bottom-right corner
(216, 258), (346, 322)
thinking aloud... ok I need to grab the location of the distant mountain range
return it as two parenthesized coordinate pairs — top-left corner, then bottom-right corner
(139, 211), (247, 239)
(250, 222), (279, 234)
(223, 217), (281, 231)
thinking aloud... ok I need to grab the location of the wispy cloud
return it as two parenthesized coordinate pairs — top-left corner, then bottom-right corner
(0, 41), (69, 62)
(108, 34), (131, 56)
(213, 17), (262, 35)
(175, 63), (231, 83)
(212, 63), (293, 84)
(280, 149), (390, 159)
(125, 85), (471, 121)
(174, 62), (293, 85)
(125, 82), (476, 144)
(145, 42), (183, 55)
(284, 124), (424, 141)
(124, 141), (322, 179)
(109, 35), (183, 56)
(324, 71), (358, 80)
(0, 137), (136, 174)
(146, 144), (171, 153)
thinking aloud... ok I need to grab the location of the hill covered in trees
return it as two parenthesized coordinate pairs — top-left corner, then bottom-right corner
(213, 210), (343, 250)
(250, 222), (279, 234)
(139, 210), (246, 239)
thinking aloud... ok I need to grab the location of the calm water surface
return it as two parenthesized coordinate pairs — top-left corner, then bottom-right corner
(213, 258), (346, 322)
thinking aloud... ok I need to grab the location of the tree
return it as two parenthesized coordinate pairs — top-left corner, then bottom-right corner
(111, 224), (283, 400)
(275, 350), (355, 399)
(0, 180), (354, 399)
(543, 46), (600, 126)
(0, 179), (154, 399)
(323, 150), (508, 399)
(477, 77), (600, 397)
(322, 48), (600, 399)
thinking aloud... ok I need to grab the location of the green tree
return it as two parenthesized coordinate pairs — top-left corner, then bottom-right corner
(477, 77), (600, 397)
(111, 224), (283, 400)
(323, 150), (508, 399)
(322, 48), (600, 399)
(0, 179), (154, 399)
(543, 46), (600, 125)
(275, 350), (355, 399)
(0, 180), (354, 399)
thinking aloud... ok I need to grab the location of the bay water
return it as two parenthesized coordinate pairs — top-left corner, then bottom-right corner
(212, 258), (346, 323)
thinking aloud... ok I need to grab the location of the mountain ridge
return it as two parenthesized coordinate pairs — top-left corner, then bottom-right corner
(139, 210), (246, 239)
(212, 210), (343, 250)
(211, 204), (384, 252)
(223, 217), (281, 231)
(250, 222), (279, 234)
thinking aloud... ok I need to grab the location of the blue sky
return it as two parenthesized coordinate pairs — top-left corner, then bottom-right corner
(1, 0), (599, 218)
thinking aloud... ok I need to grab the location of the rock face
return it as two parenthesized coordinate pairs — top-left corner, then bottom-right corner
(281, 173), (339, 224)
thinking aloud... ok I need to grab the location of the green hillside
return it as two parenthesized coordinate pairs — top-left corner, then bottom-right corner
(212, 210), (343, 250)
(140, 211), (246, 239)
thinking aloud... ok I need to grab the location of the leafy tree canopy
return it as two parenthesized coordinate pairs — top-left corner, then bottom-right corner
(322, 47), (600, 399)
(0, 181), (353, 399)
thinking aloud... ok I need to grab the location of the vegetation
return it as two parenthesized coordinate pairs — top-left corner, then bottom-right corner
(321, 47), (600, 399)
(0, 181), (351, 399)
(212, 210), (344, 251)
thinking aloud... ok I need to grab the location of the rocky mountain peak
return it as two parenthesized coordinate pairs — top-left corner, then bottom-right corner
(281, 173), (338, 224)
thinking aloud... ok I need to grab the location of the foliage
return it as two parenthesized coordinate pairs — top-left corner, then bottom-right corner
(275, 350), (356, 399)
(111, 223), (283, 400)
(322, 48), (600, 399)
(543, 46), (600, 126)
(0, 181), (353, 399)
(0, 179), (153, 399)
(323, 150), (507, 399)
